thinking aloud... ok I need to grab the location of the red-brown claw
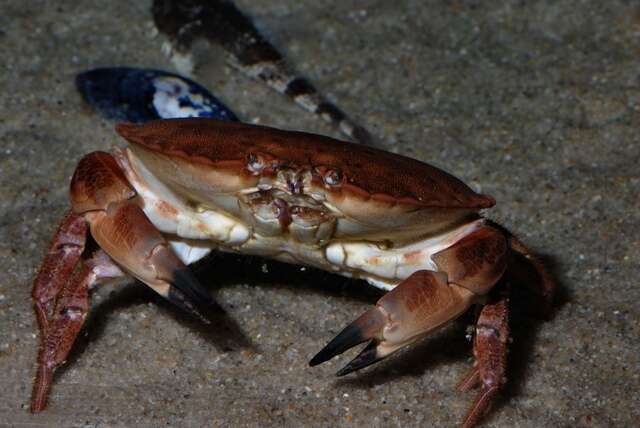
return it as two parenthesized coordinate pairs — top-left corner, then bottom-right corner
(310, 270), (476, 375)
(309, 305), (387, 367)
(87, 201), (219, 321)
(336, 340), (384, 376)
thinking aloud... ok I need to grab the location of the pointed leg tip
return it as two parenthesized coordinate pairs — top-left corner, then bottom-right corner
(30, 365), (54, 414)
(30, 404), (44, 414)
(30, 397), (49, 414)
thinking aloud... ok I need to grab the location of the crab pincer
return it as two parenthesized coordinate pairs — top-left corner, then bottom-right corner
(310, 270), (475, 374)
(70, 151), (218, 320)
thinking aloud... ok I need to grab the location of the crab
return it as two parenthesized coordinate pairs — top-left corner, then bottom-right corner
(30, 118), (554, 427)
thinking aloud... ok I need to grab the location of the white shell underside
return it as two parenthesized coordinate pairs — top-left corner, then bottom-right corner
(116, 148), (484, 291)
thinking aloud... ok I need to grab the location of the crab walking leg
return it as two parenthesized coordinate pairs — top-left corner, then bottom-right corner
(32, 211), (87, 334)
(31, 249), (124, 412)
(310, 270), (477, 374)
(32, 148), (219, 413)
(508, 236), (556, 318)
(458, 298), (509, 428)
(31, 211), (88, 412)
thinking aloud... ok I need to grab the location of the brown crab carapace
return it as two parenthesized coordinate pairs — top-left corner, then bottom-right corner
(30, 118), (554, 427)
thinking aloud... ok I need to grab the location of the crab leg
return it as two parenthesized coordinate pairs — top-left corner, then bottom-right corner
(70, 151), (218, 319)
(85, 200), (217, 319)
(31, 248), (124, 412)
(509, 236), (556, 318)
(31, 211), (88, 412)
(32, 211), (87, 334)
(457, 298), (509, 428)
(311, 226), (509, 374)
(309, 270), (476, 374)
(32, 150), (221, 412)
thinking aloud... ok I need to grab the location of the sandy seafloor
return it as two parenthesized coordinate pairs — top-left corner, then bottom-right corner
(1, 1), (639, 427)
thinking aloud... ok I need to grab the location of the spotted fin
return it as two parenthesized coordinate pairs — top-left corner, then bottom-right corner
(76, 67), (238, 122)
(152, 0), (375, 146)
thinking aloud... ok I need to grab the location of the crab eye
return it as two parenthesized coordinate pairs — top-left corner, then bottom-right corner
(247, 153), (264, 173)
(323, 169), (342, 186)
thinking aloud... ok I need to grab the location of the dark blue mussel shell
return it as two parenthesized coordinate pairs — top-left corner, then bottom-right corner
(76, 67), (238, 122)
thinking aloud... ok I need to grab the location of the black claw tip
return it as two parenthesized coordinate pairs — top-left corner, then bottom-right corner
(167, 287), (206, 321)
(336, 341), (383, 376)
(172, 268), (216, 307)
(168, 268), (224, 322)
(309, 323), (367, 367)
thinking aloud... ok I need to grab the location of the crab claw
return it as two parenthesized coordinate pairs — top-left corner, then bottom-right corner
(148, 243), (222, 322)
(70, 150), (221, 321)
(310, 270), (476, 374)
(309, 303), (387, 368)
(86, 200), (220, 322)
